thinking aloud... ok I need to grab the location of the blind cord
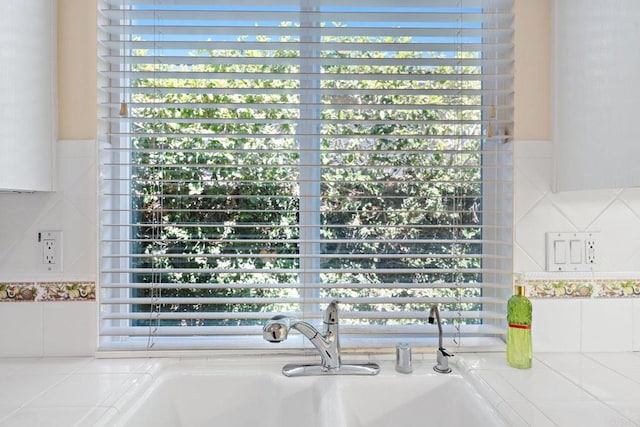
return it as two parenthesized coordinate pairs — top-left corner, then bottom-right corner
(119, 0), (127, 117)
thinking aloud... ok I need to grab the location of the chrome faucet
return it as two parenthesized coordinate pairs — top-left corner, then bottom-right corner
(263, 300), (341, 370)
(428, 304), (453, 374)
(263, 300), (379, 376)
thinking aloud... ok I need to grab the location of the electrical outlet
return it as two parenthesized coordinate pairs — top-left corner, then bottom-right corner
(585, 238), (596, 264)
(44, 239), (56, 264)
(38, 230), (63, 272)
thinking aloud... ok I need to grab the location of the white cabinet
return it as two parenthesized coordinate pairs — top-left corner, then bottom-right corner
(0, 0), (57, 192)
(553, 0), (640, 191)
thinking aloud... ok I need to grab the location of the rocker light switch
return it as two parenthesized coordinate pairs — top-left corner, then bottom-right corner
(554, 240), (567, 264)
(570, 240), (582, 264)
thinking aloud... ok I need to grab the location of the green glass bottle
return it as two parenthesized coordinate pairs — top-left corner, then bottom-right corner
(506, 283), (532, 369)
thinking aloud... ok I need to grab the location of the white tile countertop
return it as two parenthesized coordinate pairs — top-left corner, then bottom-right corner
(461, 352), (640, 426)
(0, 352), (639, 426)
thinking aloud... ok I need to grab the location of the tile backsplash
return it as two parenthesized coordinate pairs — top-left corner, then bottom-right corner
(0, 140), (98, 357)
(514, 140), (640, 273)
(0, 140), (97, 283)
(0, 139), (639, 356)
(514, 140), (640, 353)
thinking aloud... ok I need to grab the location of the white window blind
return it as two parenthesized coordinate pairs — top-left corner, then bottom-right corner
(98, 0), (513, 351)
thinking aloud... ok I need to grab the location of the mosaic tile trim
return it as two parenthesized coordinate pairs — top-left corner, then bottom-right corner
(1, 280), (638, 301)
(0, 282), (96, 302)
(526, 279), (640, 299)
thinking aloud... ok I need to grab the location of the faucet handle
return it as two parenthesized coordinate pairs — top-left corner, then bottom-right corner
(439, 347), (453, 357)
(324, 300), (339, 324)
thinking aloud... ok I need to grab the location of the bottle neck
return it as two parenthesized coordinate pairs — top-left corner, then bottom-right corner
(514, 285), (526, 297)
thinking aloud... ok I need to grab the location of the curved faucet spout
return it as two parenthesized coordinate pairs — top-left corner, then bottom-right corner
(428, 304), (444, 349)
(428, 304), (453, 374)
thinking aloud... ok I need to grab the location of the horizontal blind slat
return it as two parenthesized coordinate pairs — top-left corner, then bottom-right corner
(102, 0), (513, 7)
(101, 56), (513, 68)
(99, 281), (511, 289)
(101, 9), (512, 23)
(99, 322), (506, 338)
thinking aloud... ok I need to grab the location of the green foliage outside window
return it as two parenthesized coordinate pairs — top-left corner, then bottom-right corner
(128, 32), (484, 327)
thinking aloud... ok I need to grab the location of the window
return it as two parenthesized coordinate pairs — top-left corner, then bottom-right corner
(98, 0), (513, 351)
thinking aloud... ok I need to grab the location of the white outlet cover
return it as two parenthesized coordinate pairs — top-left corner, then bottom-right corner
(38, 230), (63, 272)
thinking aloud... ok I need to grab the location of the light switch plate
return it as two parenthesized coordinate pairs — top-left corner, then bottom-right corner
(545, 231), (598, 272)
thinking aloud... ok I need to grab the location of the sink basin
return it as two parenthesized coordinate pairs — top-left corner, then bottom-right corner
(103, 358), (506, 427)
(116, 372), (321, 427)
(337, 374), (503, 427)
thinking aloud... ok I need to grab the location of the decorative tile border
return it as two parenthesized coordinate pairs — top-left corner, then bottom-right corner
(0, 282), (96, 302)
(2, 279), (638, 301)
(526, 279), (640, 299)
